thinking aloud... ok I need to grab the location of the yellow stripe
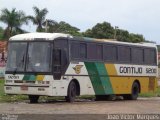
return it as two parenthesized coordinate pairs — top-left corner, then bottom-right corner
(36, 75), (44, 81)
(104, 63), (154, 94)
(109, 77), (150, 94)
(105, 64), (117, 75)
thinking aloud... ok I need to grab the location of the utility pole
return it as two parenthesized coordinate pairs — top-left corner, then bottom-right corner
(45, 19), (48, 33)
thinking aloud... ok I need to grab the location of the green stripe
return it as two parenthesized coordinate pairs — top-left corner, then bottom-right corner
(95, 63), (113, 94)
(23, 75), (30, 81)
(23, 75), (36, 81)
(85, 62), (113, 95)
(29, 75), (36, 80)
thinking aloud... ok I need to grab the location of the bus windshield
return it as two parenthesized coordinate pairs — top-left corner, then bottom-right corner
(26, 42), (51, 72)
(6, 42), (52, 72)
(6, 42), (27, 72)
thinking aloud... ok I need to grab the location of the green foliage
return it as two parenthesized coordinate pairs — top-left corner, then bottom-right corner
(0, 26), (4, 40)
(83, 22), (114, 39)
(0, 79), (28, 102)
(48, 21), (82, 36)
(0, 8), (29, 39)
(139, 87), (160, 97)
(57, 21), (81, 36)
(28, 6), (57, 32)
(0, 7), (149, 42)
(83, 22), (145, 43)
(116, 29), (130, 42)
(129, 33), (145, 43)
(0, 79), (4, 95)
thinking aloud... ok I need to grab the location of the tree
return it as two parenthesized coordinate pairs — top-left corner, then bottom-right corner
(115, 29), (145, 43)
(129, 33), (145, 43)
(0, 8), (29, 39)
(56, 21), (81, 36)
(83, 22), (114, 39)
(47, 21), (82, 36)
(43, 19), (58, 32)
(0, 27), (3, 40)
(116, 29), (130, 42)
(29, 6), (56, 32)
(83, 21), (145, 43)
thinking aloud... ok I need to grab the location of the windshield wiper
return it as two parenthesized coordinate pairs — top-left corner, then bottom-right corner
(13, 54), (25, 74)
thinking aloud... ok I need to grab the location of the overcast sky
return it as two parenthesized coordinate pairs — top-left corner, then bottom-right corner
(0, 0), (160, 44)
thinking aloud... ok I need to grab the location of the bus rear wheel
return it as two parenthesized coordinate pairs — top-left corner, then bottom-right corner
(28, 95), (39, 103)
(65, 81), (77, 103)
(123, 82), (139, 100)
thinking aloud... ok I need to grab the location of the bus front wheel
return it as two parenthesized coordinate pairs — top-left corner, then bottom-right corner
(65, 81), (77, 103)
(123, 82), (139, 100)
(28, 95), (39, 103)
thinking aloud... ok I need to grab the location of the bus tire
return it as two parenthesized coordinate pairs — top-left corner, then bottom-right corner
(65, 81), (77, 103)
(28, 95), (39, 103)
(123, 82), (139, 100)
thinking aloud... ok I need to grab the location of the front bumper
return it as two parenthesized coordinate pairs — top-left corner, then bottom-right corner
(4, 84), (52, 96)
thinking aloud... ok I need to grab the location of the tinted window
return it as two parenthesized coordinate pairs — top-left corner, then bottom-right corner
(151, 49), (156, 64)
(87, 43), (97, 60)
(144, 49), (156, 65)
(80, 43), (87, 59)
(132, 48), (143, 64)
(104, 45), (117, 61)
(118, 46), (131, 62)
(97, 45), (103, 60)
(71, 42), (79, 59)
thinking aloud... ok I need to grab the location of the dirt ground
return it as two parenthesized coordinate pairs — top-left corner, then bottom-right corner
(0, 97), (160, 114)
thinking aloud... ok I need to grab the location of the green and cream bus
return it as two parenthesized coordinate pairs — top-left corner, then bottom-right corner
(4, 33), (158, 103)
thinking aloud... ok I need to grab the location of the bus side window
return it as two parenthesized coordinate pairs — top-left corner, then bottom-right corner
(144, 48), (157, 65)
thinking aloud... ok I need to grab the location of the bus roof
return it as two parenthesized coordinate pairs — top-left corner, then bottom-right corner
(9, 33), (157, 48)
(93, 38), (157, 48)
(9, 33), (72, 41)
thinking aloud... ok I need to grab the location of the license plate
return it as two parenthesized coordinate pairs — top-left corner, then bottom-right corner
(21, 85), (28, 90)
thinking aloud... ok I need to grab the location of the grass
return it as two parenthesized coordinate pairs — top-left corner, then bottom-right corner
(0, 79), (160, 102)
(0, 79), (4, 95)
(0, 79), (28, 103)
(0, 79), (65, 103)
(139, 87), (160, 97)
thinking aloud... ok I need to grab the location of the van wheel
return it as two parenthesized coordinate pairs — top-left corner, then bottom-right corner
(65, 81), (76, 102)
(123, 82), (139, 100)
(28, 95), (39, 103)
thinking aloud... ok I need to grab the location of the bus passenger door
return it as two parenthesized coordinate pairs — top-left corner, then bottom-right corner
(53, 49), (62, 80)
